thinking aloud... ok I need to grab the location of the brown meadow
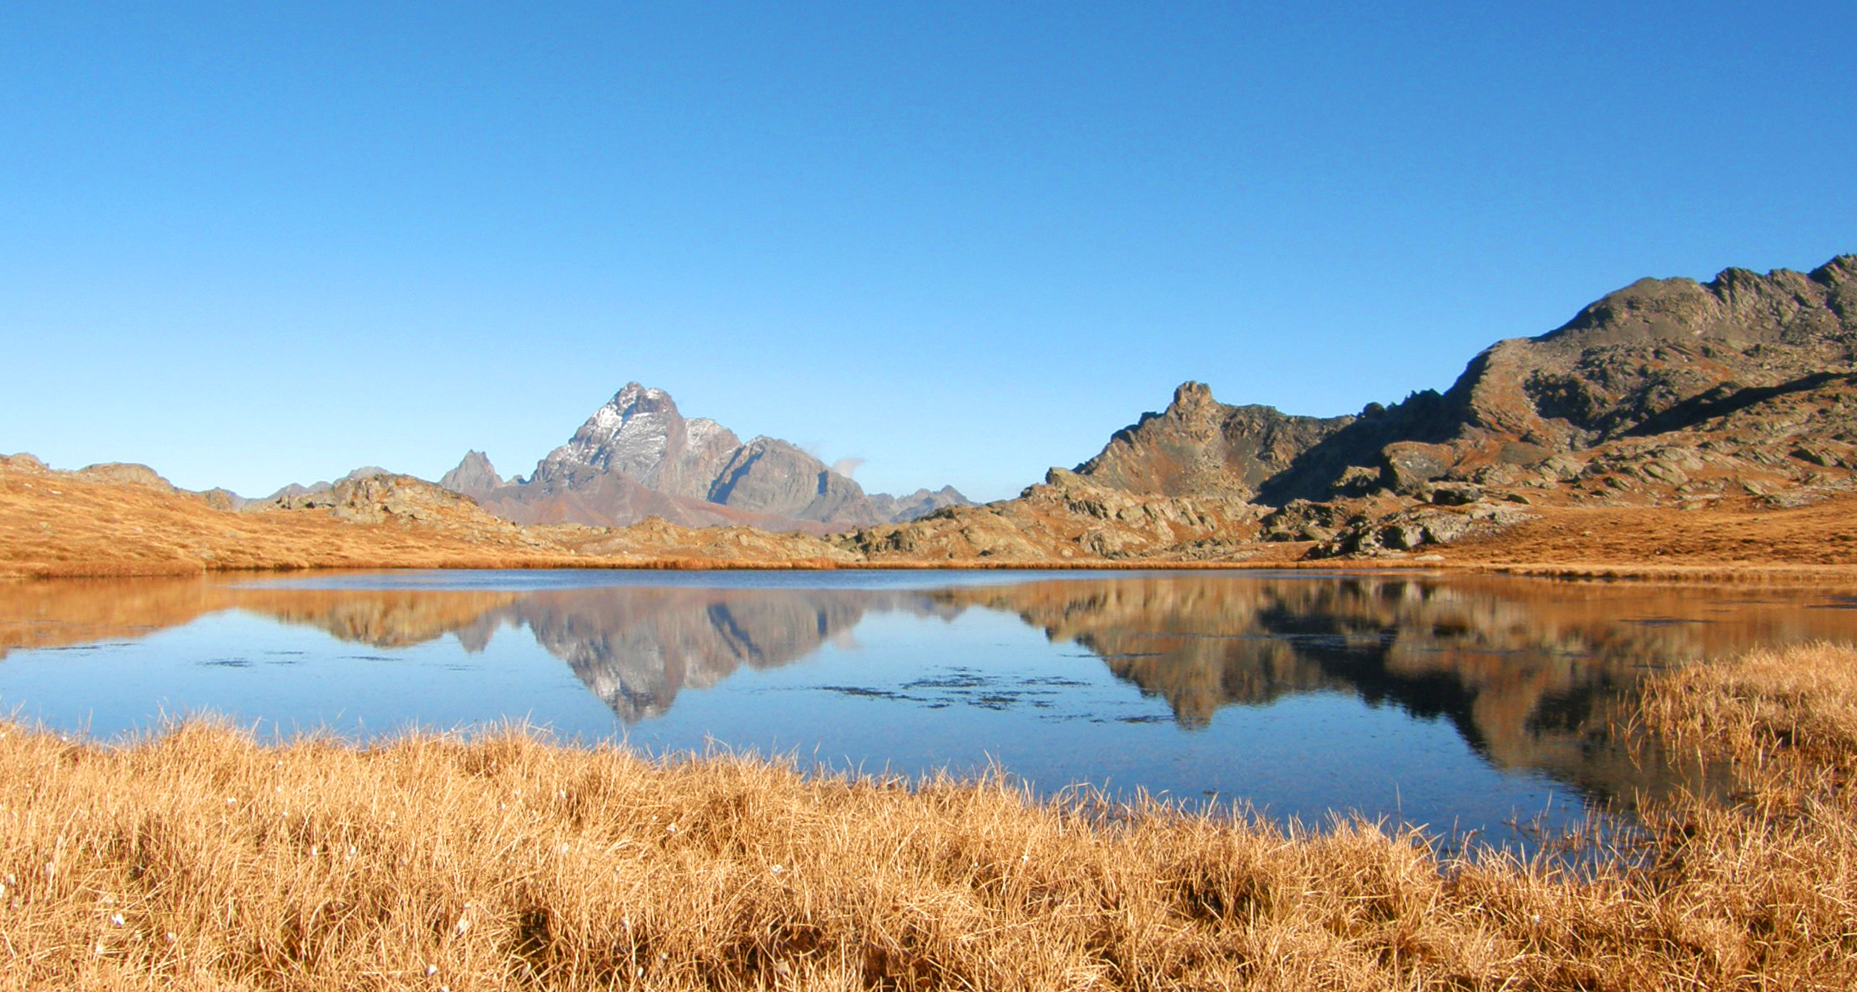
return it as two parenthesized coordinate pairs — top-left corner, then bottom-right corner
(12, 452), (1857, 582)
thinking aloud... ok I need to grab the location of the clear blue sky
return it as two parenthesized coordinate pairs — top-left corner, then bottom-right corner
(4, 2), (1852, 501)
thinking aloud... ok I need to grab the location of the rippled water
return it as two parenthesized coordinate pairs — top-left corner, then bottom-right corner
(5, 569), (1856, 848)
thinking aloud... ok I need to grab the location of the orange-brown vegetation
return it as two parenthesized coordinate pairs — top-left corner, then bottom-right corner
(1439, 491), (1857, 579)
(11, 452), (1857, 582)
(0, 455), (861, 580)
(3, 642), (1856, 989)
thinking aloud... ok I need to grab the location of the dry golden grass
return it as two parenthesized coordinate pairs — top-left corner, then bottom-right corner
(1442, 493), (1857, 572)
(3, 643), (1857, 989)
(1641, 642), (1857, 769)
(18, 451), (1857, 581)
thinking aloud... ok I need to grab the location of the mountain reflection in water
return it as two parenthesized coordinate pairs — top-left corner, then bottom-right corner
(451, 587), (960, 721)
(6, 571), (1857, 820)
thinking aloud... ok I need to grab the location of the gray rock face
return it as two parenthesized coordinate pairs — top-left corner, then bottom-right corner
(867, 486), (971, 522)
(708, 437), (883, 526)
(439, 450), (503, 493)
(438, 383), (966, 532)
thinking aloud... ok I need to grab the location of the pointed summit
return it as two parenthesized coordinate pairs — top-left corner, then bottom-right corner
(1170, 380), (1216, 413)
(440, 450), (503, 493)
(528, 383), (739, 498)
(438, 382), (969, 530)
(1074, 382), (1353, 498)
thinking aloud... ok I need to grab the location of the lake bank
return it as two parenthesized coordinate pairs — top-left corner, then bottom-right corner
(11, 451), (1857, 582)
(24, 569), (1811, 838)
(4, 641), (1855, 989)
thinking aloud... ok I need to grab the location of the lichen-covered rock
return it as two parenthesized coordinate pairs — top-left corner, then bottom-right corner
(1310, 501), (1535, 558)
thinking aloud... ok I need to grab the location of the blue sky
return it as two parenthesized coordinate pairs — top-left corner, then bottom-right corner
(4, 2), (1853, 501)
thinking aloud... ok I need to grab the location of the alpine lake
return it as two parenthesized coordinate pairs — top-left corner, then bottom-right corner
(7, 568), (1856, 857)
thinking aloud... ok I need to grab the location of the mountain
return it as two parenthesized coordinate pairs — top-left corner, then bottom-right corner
(1072, 257), (1857, 510)
(438, 451), (503, 492)
(867, 486), (969, 522)
(441, 383), (970, 532)
(850, 255), (1857, 560)
(1250, 254), (1857, 505)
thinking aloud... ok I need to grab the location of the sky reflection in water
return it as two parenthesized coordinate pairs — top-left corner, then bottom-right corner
(6, 569), (1857, 849)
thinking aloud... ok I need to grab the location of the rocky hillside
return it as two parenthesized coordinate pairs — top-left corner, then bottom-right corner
(440, 384), (970, 533)
(11, 255), (1857, 573)
(1074, 381), (1353, 499)
(835, 467), (1270, 563)
(1256, 255), (1857, 507)
(854, 255), (1857, 560)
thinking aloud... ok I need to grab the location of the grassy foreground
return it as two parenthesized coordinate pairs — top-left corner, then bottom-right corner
(4, 648), (1857, 990)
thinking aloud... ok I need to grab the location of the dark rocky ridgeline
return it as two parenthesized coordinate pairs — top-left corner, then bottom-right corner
(856, 255), (1857, 561)
(1074, 381), (1355, 499)
(1261, 255), (1857, 505)
(438, 383), (971, 532)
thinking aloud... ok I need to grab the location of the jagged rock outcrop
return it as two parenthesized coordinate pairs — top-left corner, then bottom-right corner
(1067, 258), (1856, 519)
(439, 450), (504, 492)
(440, 383), (968, 532)
(1076, 382), (1353, 499)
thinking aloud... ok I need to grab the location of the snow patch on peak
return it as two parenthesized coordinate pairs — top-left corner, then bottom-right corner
(590, 404), (628, 433)
(686, 418), (727, 447)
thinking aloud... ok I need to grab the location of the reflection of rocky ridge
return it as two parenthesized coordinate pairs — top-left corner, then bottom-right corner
(936, 575), (1855, 805)
(458, 588), (953, 721)
(243, 590), (525, 648)
(215, 583), (955, 722)
(29, 574), (1857, 809)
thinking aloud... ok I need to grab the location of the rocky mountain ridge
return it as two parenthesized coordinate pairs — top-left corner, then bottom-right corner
(439, 383), (971, 533)
(846, 255), (1857, 560)
(11, 254), (1856, 572)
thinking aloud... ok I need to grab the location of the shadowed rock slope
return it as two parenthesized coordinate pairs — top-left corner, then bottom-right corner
(853, 255), (1857, 561)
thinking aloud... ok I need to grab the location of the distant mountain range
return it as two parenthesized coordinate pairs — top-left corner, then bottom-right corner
(434, 383), (969, 532)
(42, 254), (1853, 568)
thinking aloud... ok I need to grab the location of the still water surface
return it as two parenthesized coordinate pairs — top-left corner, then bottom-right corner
(5, 569), (1856, 847)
